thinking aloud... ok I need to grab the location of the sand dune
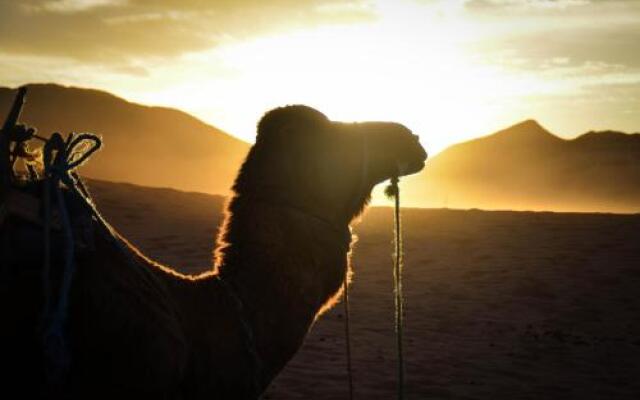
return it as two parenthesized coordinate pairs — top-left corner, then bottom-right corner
(89, 180), (640, 399)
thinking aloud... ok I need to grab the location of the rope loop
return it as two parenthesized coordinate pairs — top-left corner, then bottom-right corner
(44, 132), (102, 187)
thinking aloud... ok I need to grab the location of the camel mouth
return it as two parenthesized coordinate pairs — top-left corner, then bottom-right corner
(393, 132), (427, 177)
(396, 159), (425, 177)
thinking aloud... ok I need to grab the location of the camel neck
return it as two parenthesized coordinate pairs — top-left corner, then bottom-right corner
(233, 193), (352, 246)
(215, 196), (353, 385)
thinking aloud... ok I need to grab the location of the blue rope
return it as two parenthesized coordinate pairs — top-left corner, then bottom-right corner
(41, 132), (102, 387)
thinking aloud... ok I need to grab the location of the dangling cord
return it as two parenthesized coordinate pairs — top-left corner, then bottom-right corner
(386, 176), (404, 400)
(343, 128), (370, 400)
(40, 131), (102, 389)
(343, 265), (354, 400)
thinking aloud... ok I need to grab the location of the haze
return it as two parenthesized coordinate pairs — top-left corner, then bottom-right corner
(1, 0), (639, 154)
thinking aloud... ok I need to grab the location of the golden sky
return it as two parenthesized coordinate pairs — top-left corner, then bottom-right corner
(1, 0), (639, 154)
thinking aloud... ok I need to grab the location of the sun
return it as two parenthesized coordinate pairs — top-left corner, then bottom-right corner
(205, 17), (494, 155)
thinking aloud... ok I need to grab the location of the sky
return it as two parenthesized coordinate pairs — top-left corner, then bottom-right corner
(1, 0), (639, 154)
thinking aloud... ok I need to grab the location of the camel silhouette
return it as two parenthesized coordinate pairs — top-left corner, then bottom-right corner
(1, 105), (427, 399)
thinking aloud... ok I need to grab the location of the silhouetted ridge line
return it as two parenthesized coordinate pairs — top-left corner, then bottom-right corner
(402, 119), (640, 213)
(0, 83), (250, 195)
(488, 119), (561, 144)
(573, 130), (640, 144)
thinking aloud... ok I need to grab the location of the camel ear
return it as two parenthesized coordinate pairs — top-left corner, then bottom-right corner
(256, 105), (329, 144)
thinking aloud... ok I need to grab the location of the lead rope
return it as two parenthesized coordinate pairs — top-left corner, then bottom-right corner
(343, 177), (404, 400)
(387, 176), (405, 400)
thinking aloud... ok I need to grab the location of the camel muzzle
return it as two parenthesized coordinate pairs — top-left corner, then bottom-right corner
(396, 142), (427, 176)
(397, 159), (425, 176)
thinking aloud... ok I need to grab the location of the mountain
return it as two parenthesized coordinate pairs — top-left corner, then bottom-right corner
(3, 84), (637, 213)
(0, 83), (249, 194)
(402, 120), (640, 213)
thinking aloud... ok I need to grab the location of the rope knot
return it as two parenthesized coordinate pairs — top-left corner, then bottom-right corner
(384, 176), (400, 199)
(44, 132), (102, 186)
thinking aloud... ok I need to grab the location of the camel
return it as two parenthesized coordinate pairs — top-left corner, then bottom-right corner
(1, 105), (427, 399)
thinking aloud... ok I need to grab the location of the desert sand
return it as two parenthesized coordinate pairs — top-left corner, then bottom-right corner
(88, 180), (640, 400)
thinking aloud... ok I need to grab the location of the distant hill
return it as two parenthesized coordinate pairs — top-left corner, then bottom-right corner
(402, 120), (640, 213)
(3, 84), (638, 213)
(0, 83), (249, 194)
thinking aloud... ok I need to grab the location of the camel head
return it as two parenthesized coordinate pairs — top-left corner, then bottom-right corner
(233, 105), (427, 223)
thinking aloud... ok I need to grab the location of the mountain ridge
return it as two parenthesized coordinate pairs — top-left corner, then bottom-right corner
(0, 83), (250, 194)
(2, 83), (638, 213)
(404, 118), (640, 213)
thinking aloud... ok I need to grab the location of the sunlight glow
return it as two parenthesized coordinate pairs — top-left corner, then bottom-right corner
(111, 0), (633, 156)
(130, 0), (556, 154)
(4, 0), (638, 155)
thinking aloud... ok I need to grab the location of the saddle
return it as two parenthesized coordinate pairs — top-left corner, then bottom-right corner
(1, 86), (103, 392)
(1, 188), (43, 227)
(2, 182), (97, 256)
(1, 86), (101, 241)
